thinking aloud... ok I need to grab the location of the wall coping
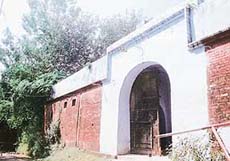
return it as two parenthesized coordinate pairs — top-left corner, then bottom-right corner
(107, 3), (186, 54)
(51, 0), (229, 99)
(50, 3), (187, 100)
(51, 55), (108, 99)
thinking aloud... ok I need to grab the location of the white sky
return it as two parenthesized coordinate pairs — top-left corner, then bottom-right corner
(0, 0), (184, 35)
(0, 0), (184, 72)
(78, 0), (183, 17)
(0, 0), (29, 34)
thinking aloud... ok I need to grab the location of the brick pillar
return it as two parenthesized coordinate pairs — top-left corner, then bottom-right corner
(206, 39), (230, 124)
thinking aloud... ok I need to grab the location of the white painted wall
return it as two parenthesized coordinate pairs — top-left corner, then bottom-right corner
(52, 55), (108, 99)
(192, 0), (230, 41)
(100, 11), (209, 155)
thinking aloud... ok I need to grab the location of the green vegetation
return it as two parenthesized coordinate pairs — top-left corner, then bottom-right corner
(169, 133), (225, 161)
(0, 64), (62, 157)
(0, 0), (142, 158)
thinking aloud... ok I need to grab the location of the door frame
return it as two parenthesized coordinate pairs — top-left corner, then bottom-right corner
(117, 62), (172, 155)
(129, 68), (161, 155)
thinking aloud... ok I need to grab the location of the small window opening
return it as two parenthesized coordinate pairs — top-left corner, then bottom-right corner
(64, 101), (67, 108)
(72, 99), (76, 106)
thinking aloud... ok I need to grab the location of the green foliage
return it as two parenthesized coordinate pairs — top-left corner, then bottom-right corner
(98, 10), (142, 48)
(0, 64), (62, 125)
(46, 119), (61, 145)
(0, 100), (13, 121)
(17, 130), (50, 158)
(1, 0), (142, 74)
(0, 63), (63, 157)
(17, 132), (30, 156)
(0, 28), (21, 68)
(0, 0), (142, 158)
(169, 134), (225, 161)
(19, 0), (141, 75)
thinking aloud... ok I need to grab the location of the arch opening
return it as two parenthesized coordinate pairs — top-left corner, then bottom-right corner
(118, 62), (171, 155)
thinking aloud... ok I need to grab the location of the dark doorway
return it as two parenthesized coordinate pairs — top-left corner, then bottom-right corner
(130, 66), (171, 155)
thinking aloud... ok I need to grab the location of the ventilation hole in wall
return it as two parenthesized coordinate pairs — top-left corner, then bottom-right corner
(72, 99), (76, 106)
(64, 101), (67, 108)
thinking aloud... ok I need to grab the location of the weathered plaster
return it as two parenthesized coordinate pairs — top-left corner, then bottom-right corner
(100, 13), (208, 154)
(192, 0), (230, 41)
(52, 55), (108, 99)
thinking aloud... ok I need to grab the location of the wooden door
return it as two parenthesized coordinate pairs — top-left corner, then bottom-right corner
(130, 70), (160, 155)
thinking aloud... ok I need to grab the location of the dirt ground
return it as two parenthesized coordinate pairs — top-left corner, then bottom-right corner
(0, 150), (171, 161)
(114, 155), (171, 161)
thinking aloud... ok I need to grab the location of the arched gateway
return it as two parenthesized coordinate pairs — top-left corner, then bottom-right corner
(118, 62), (172, 155)
(45, 0), (229, 156)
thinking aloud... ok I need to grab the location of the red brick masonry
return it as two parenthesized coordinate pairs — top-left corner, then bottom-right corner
(44, 83), (102, 152)
(206, 37), (230, 124)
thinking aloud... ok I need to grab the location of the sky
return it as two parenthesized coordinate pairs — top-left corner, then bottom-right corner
(0, 0), (184, 35)
(78, 0), (183, 17)
(0, 0), (183, 72)
(0, 0), (29, 34)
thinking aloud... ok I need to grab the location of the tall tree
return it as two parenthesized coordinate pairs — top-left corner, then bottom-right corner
(16, 0), (142, 75)
(0, 0), (143, 157)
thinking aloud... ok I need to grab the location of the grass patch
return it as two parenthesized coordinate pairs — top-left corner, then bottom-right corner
(38, 147), (112, 161)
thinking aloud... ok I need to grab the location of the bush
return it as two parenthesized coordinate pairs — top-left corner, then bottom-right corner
(169, 133), (225, 161)
(17, 131), (49, 158)
(0, 64), (62, 158)
(46, 119), (61, 145)
(17, 132), (30, 155)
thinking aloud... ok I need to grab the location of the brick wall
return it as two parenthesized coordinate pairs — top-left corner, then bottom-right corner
(44, 83), (102, 152)
(206, 37), (230, 124)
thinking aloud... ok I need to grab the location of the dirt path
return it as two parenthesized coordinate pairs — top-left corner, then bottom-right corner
(0, 152), (171, 161)
(0, 153), (31, 161)
(113, 155), (171, 161)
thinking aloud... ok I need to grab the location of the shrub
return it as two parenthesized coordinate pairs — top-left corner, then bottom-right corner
(46, 119), (61, 145)
(17, 131), (49, 158)
(17, 132), (30, 155)
(0, 64), (62, 158)
(168, 133), (226, 161)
